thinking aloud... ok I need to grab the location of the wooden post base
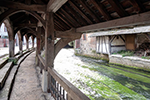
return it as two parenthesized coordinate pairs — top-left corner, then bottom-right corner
(42, 69), (48, 92)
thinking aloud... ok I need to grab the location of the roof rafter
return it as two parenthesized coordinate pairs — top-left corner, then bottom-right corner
(107, 0), (128, 17)
(68, 1), (93, 24)
(89, 0), (111, 21)
(78, 0), (100, 23)
(60, 8), (81, 27)
(129, 0), (145, 13)
(55, 13), (73, 28)
(64, 4), (87, 26)
(47, 0), (68, 12)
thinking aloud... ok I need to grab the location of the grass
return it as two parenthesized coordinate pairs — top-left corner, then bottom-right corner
(80, 63), (150, 99)
(77, 69), (147, 100)
(116, 50), (134, 57)
(141, 56), (150, 60)
(93, 63), (150, 84)
(75, 53), (109, 61)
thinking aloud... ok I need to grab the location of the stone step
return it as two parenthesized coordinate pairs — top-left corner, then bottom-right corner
(0, 56), (8, 69)
(0, 62), (13, 90)
(0, 51), (33, 100)
(0, 65), (18, 100)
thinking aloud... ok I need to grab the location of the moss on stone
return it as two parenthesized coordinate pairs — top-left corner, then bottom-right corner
(75, 53), (109, 62)
(109, 62), (150, 72)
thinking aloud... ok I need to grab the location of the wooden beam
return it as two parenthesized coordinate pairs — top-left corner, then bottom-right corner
(54, 20), (66, 31)
(76, 11), (150, 32)
(55, 13), (72, 28)
(107, 0), (127, 17)
(47, 0), (68, 12)
(129, 0), (145, 12)
(47, 67), (90, 100)
(55, 28), (82, 39)
(68, 1), (93, 24)
(0, 9), (46, 29)
(14, 23), (37, 28)
(89, 0), (111, 20)
(0, 0), (46, 12)
(45, 12), (54, 68)
(12, 15), (26, 23)
(144, 33), (150, 40)
(60, 8), (80, 27)
(54, 15), (69, 30)
(54, 38), (73, 57)
(57, 12), (74, 27)
(64, 4), (87, 26)
(78, 0), (100, 23)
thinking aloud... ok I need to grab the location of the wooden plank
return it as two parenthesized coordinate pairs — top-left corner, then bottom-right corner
(55, 13), (72, 28)
(76, 11), (150, 32)
(14, 23), (37, 28)
(48, 67), (90, 100)
(107, 0), (127, 17)
(111, 45), (125, 47)
(129, 0), (145, 12)
(125, 34), (136, 50)
(57, 11), (75, 27)
(68, 1), (93, 24)
(64, 4), (87, 26)
(77, 0), (100, 23)
(54, 15), (69, 30)
(89, 0), (111, 20)
(60, 8), (80, 27)
(47, 0), (68, 13)
(0, 0), (46, 12)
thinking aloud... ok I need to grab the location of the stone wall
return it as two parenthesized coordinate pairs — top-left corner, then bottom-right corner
(109, 54), (150, 70)
(75, 34), (109, 60)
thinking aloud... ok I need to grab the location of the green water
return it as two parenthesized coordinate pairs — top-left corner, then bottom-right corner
(74, 57), (150, 100)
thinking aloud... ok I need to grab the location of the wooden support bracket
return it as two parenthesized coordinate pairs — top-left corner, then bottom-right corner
(54, 28), (82, 58)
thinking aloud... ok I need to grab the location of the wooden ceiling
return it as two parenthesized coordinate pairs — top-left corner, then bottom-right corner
(0, 0), (150, 37)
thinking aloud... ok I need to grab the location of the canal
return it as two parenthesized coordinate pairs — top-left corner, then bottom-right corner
(54, 49), (150, 100)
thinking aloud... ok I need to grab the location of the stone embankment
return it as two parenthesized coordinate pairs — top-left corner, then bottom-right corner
(109, 54), (150, 70)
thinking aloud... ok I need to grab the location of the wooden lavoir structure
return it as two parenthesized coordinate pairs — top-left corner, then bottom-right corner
(0, 0), (150, 99)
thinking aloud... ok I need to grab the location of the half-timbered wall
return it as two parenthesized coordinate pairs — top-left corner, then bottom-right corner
(96, 36), (110, 54)
(110, 35), (126, 53)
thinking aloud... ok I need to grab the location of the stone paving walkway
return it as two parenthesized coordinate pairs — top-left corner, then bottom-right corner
(10, 52), (53, 100)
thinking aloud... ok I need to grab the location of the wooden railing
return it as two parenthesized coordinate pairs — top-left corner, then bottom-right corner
(38, 55), (90, 100)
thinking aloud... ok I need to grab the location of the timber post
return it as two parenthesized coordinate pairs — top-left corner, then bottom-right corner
(17, 31), (23, 54)
(9, 38), (15, 58)
(4, 19), (15, 58)
(36, 27), (42, 66)
(31, 36), (35, 48)
(42, 11), (55, 93)
(25, 34), (29, 50)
